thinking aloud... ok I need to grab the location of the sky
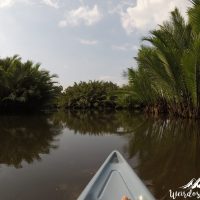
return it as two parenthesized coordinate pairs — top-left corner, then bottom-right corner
(0, 0), (191, 88)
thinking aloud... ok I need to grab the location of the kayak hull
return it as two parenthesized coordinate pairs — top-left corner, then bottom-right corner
(78, 151), (155, 200)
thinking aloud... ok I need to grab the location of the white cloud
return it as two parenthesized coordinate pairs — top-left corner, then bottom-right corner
(0, 0), (15, 8)
(118, 0), (191, 34)
(79, 39), (98, 45)
(58, 5), (102, 27)
(0, 0), (60, 8)
(42, 0), (59, 8)
(112, 43), (138, 51)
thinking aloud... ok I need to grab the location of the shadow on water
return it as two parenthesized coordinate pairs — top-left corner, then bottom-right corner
(0, 115), (62, 168)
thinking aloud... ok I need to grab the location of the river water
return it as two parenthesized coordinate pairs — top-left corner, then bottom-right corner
(0, 111), (199, 200)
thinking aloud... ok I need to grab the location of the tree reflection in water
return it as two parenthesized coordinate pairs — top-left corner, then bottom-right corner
(0, 115), (61, 168)
(125, 117), (200, 200)
(0, 111), (199, 200)
(51, 111), (200, 200)
(51, 110), (122, 135)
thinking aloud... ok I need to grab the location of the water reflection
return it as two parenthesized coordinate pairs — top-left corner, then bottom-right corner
(51, 110), (138, 135)
(51, 111), (200, 199)
(0, 115), (61, 168)
(0, 112), (199, 200)
(125, 117), (200, 199)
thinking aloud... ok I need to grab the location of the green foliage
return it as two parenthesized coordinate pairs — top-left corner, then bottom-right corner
(0, 55), (62, 112)
(188, 0), (200, 33)
(60, 81), (119, 110)
(125, 4), (200, 118)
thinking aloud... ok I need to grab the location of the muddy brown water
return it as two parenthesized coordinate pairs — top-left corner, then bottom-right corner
(0, 111), (199, 200)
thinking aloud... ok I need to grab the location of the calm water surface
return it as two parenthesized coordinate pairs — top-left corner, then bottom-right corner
(0, 111), (200, 200)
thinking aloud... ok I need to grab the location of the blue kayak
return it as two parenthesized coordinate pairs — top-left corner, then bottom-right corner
(78, 150), (155, 200)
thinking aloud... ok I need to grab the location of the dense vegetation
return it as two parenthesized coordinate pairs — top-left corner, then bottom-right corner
(1, 0), (200, 118)
(126, 1), (200, 118)
(59, 81), (121, 110)
(0, 55), (62, 113)
(58, 1), (200, 118)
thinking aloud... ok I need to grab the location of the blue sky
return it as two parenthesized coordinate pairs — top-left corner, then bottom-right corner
(0, 0), (190, 88)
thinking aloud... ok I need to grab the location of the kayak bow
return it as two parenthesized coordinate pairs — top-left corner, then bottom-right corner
(78, 150), (155, 200)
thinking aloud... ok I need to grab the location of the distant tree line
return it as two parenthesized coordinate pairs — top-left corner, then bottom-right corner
(59, 81), (122, 110)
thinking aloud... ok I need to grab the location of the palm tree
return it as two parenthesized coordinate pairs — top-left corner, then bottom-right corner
(143, 8), (195, 116)
(126, 5), (200, 117)
(60, 81), (119, 110)
(188, 0), (200, 112)
(0, 55), (61, 112)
